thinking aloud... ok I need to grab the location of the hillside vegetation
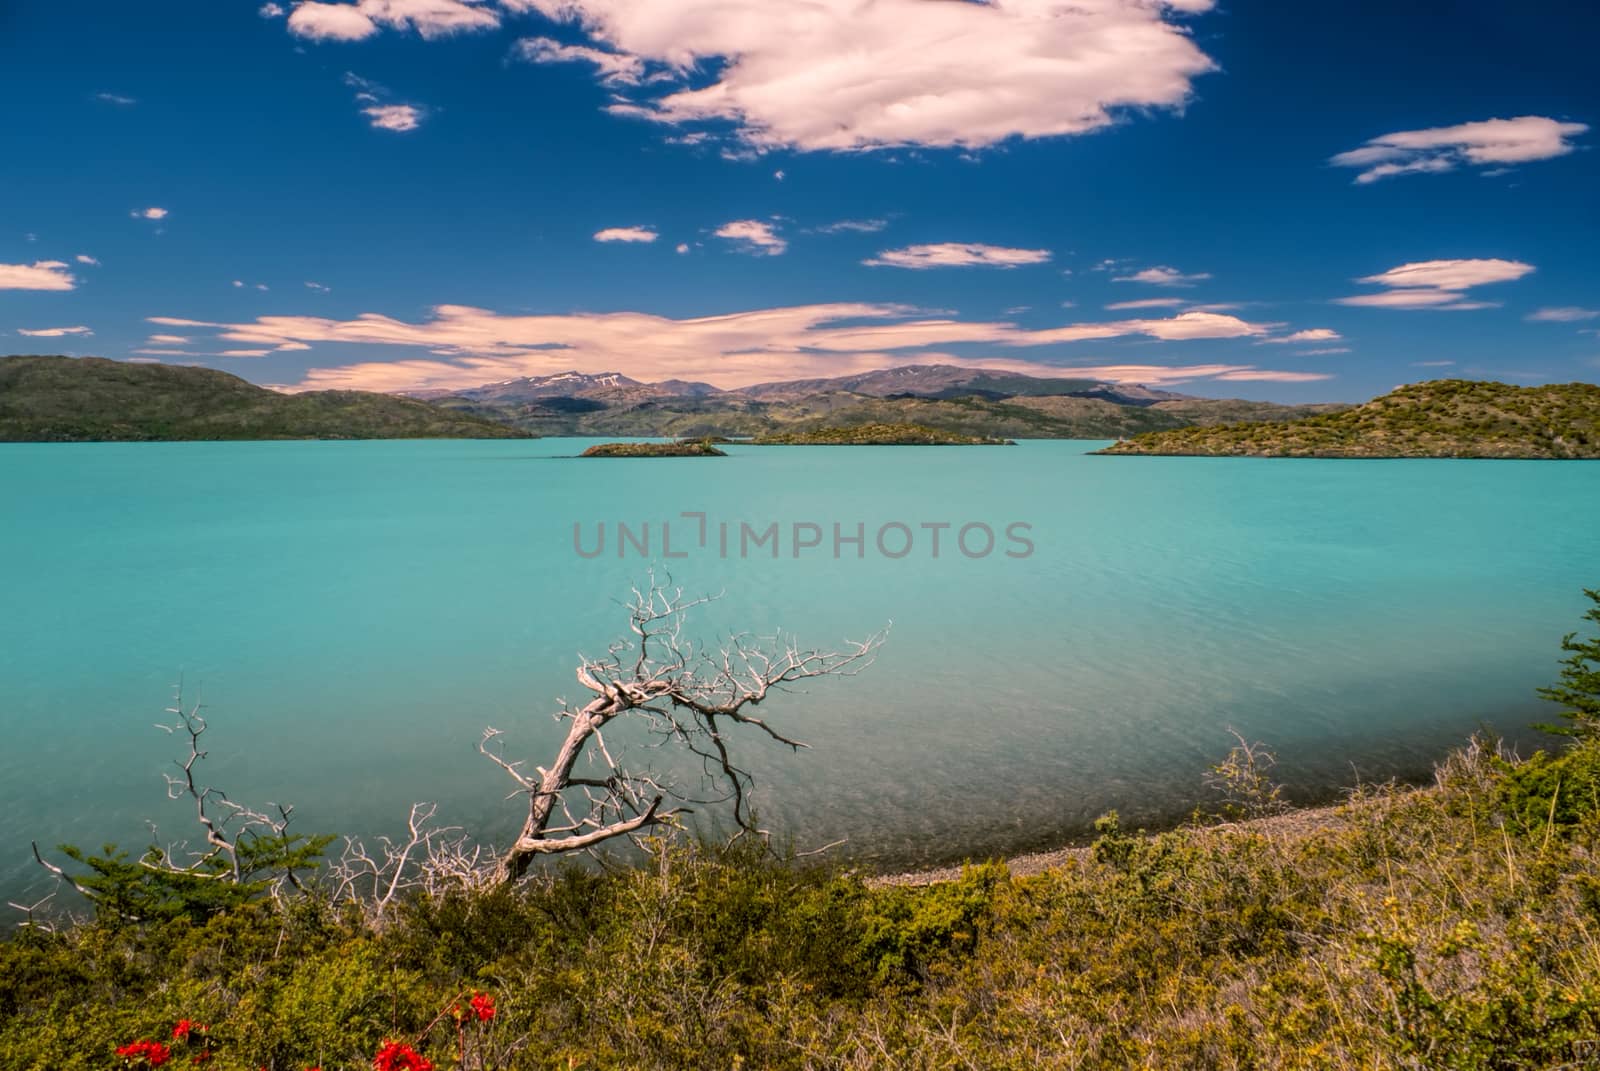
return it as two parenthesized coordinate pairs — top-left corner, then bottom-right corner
(751, 422), (1013, 445)
(4, 591), (1600, 1069)
(1101, 379), (1600, 458)
(0, 356), (530, 441)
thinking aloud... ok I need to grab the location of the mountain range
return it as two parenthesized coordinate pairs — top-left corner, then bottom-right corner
(414, 364), (1345, 439)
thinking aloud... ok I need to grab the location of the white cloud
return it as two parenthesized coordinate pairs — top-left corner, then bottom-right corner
(513, 36), (644, 84)
(817, 219), (889, 235)
(1295, 347), (1350, 356)
(1113, 265), (1211, 287)
(0, 261), (77, 291)
(18, 326), (93, 337)
(594, 226), (658, 243)
(1105, 297), (1185, 310)
(288, 0), (498, 42)
(132, 207), (168, 220)
(75, 254), (100, 266)
(864, 243), (1051, 270)
(1338, 258), (1534, 311)
(95, 92), (136, 106)
(147, 334), (190, 345)
(1261, 328), (1342, 344)
(714, 219), (786, 256)
(1527, 306), (1599, 323)
(675, 243), (690, 255)
(145, 301), (1321, 393)
(260, 2), (286, 16)
(306, 281), (331, 292)
(1411, 360), (1456, 368)
(345, 72), (427, 131)
(1332, 116), (1589, 184)
(471, 0), (1216, 152)
(362, 103), (425, 131)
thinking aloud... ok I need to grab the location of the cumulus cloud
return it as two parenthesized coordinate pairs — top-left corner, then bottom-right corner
(1113, 265), (1211, 286)
(364, 103), (424, 131)
(1261, 328), (1342, 344)
(142, 300), (1326, 393)
(1338, 258), (1534, 311)
(1527, 306), (1599, 322)
(1332, 116), (1588, 184)
(0, 261), (77, 291)
(446, 0), (1218, 151)
(864, 243), (1051, 270)
(675, 243), (690, 254)
(288, 0), (499, 42)
(18, 326), (93, 337)
(594, 226), (658, 243)
(132, 207), (168, 220)
(259, 2), (286, 16)
(714, 219), (786, 256)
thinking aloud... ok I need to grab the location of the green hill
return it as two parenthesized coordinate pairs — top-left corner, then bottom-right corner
(1099, 379), (1600, 458)
(752, 421), (1013, 445)
(0, 356), (531, 441)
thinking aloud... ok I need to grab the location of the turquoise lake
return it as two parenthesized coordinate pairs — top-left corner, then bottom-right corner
(2, 439), (1597, 899)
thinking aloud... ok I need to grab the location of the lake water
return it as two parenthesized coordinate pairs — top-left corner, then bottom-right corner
(2, 439), (1597, 900)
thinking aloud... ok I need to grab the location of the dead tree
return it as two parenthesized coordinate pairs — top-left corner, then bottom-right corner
(480, 575), (887, 884)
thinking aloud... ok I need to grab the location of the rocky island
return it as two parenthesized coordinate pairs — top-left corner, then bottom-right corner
(751, 422), (1015, 445)
(1098, 380), (1600, 459)
(579, 439), (728, 457)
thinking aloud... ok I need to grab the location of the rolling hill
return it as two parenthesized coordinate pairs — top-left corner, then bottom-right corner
(1098, 379), (1600, 458)
(0, 356), (531, 442)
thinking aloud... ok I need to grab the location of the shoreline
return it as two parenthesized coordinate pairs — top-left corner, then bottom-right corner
(867, 790), (1394, 887)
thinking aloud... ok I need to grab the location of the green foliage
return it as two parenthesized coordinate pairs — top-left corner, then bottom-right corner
(751, 421), (1013, 445)
(1104, 378), (1600, 458)
(50, 830), (333, 925)
(1538, 587), (1600, 738)
(0, 355), (530, 441)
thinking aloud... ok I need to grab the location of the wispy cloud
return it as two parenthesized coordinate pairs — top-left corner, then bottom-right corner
(305, 281), (331, 292)
(259, 2), (285, 16)
(294, 0), (1218, 153)
(1332, 116), (1589, 183)
(146, 301), (1334, 392)
(1105, 297), (1185, 310)
(714, 219), (787, 256)
(1337, 258), (1534, 310)
(131, 207), (168, 221)
(1526, 306), (1599, 323)
(18, 325), (93, 337)
(95, 92), (136, 106)
(594, 226), (658, 243)
(0, 261), (78, 291)
(75, 254), (100, 266)
(146, 334), (190, 345)
(1411, 360), (1456, 368)
(817, 219), (889, 235)
(513, 37), (644, 85)
(1113, 265), (1211, 287)
(344, 72), (427, 132)
(864, 243), (1051, 270)
(1261, 328), (1342, 344)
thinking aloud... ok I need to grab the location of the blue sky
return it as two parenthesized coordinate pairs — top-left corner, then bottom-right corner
(1, 0), (1596, 401)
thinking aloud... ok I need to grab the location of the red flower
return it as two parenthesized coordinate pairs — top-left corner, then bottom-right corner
(373, 1040), (433, 1071)
(469, 992), (496, 1022)
(190, 1051), (213, 1066)
(117, 1040), (173, 1067)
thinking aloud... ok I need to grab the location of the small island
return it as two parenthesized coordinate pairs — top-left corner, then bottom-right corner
(1098, 379), (1600, 459)
(579, 439), (728, 457)
(751, 422), (1015, 445)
